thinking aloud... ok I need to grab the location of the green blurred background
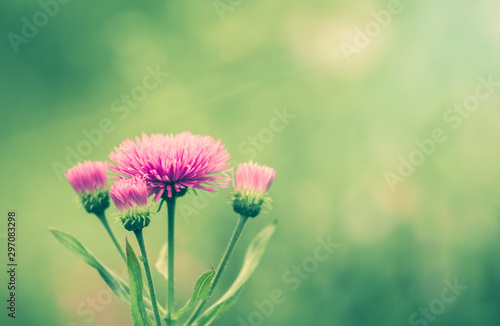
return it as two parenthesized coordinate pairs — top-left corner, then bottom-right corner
(2, 0), (500, 325)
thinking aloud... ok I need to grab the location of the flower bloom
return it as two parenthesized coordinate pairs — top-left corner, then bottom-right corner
(232, 161), (276, 218)
(109, 132), (231, 200)
(110, 177), (151, 231)
(64, 161), (109, 194)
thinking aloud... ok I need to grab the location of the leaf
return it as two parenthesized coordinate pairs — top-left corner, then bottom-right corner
(173, 270), (216, 319)
(155, 242), (169, 280)
(49, 228), (130, 305)
(192, 221), (277, 326)
(126, 239), (153, 326)
(49, 228), (157, 317)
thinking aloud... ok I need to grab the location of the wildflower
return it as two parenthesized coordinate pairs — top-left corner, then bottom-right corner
(109, 132), (231, 201)
(187, 162), (276, 323)
(231, 161), (276, 218)
(110, 176), (151, 231)
(64, 161), (110, 215)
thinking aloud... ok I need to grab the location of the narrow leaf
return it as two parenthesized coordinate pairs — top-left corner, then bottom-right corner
(193, 222), (277, 326)
(50, 228), (130, 304)
(174, 270), (215, 319)
(50, 228), (157, 317)
(126, 239), (153, 326)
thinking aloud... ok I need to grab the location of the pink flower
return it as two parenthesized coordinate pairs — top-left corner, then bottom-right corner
(109, 132), (231, 200)
(110, 177), (149, 212)
(64, 161), (109, 194)
(234, 161), (276, 195)
(232, 161), (276, 218)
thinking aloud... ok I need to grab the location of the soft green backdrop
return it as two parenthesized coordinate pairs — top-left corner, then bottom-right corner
(2, 0), (500, 325)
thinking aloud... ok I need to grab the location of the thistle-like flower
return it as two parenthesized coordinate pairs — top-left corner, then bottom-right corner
(231, 161), (276, 218)
(110, 177), (151, 231)
(109, 132), (231, 200)
(64, 161), (110, 215)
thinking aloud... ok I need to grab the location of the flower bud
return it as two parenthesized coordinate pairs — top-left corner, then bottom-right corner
(65, 161), (110, 215)
(231, 161), (276, 218)
(119, 208), (151, 231)
(110, 177), (151, 231)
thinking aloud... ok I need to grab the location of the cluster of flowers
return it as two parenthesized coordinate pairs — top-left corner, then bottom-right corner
(65, 131), (276, 231)
(63, 131), (276, 326)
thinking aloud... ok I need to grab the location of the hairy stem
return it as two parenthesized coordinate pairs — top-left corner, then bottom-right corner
(96, 212), (126, 261)
(186, 215), (249, 325)
(134, 229), (163, 326)
(166, 196), (177, 326)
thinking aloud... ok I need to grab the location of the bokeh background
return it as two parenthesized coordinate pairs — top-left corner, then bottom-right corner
(2, 0), (500, 325)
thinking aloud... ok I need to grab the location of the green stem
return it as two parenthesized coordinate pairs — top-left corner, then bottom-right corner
(134, 229), (163, 326)
(186, 215), (249, 326)
(96, 212), (126, 261)
(166, 196), (177, 326)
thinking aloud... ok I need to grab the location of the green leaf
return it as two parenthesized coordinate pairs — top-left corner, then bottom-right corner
(193, 221), (277, 326)
(49, 228), (130, 305)
(126, 239), (153, 326)
(155, 242), (169, 280)
(173, 270), (216, 319)
(49, 228), (157, 318)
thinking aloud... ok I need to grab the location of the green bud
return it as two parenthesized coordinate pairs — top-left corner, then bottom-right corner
(80, 191), (110, 215)
(231, 191), (272, 218)
(120, 208), (151, 231)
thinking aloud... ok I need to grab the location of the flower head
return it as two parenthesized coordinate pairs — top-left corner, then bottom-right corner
(231, 161), (276, 218)
(234, 161), (276, 195)
(65, 161), (109, 194)
(110, 177), (151, 231)
(65, 161), (110, 215)
(109, 132), (231, 200)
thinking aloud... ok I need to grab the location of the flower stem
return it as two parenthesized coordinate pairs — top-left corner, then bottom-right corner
(134, 229), (163, 326)
(186, 215), (249, 326)
(166, 196), (177, 326)
(96, 212), (126, 261)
